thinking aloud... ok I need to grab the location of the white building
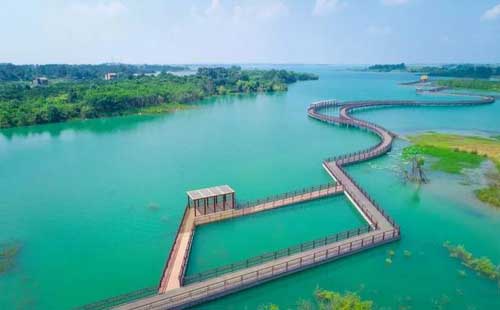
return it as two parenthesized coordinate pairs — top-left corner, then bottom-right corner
(104, 73), (117, 80)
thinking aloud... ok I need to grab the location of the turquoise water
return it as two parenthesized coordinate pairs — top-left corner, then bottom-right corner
(187, 195), (364, 275)
(0, 67), (499, 309)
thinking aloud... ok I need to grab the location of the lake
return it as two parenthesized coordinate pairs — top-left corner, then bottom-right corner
(1, 66), (499, 309)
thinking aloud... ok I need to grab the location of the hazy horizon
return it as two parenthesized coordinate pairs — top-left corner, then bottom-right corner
(1, 0), (500, 65)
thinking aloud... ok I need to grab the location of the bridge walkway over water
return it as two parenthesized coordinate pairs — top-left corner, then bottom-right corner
(76, 89), (494, 310)
(157, 183), (345, 294)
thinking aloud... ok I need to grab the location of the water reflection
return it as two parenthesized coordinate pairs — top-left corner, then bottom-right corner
(0, 114), (162, 141)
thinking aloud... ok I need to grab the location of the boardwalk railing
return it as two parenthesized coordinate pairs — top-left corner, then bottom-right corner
(194, 183), (343, 225)
(158, 206), (191, 289)
(337, 165), (399, 228)
(118, 229), (400, 310)
(182, 225), (371, 285)
(74, 287), (157, 310)
(336, 164), (399, 228)
(178, 226), (195, 285)
(237, 183), (340, 209)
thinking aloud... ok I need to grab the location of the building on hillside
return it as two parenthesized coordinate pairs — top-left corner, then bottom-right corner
(32, 77), (48, 87)
(104, 72), (117, 80)
(420, 75), (429, 82)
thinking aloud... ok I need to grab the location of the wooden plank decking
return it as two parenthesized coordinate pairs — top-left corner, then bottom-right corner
(157, 183), (344, 295)
(194, 184), (344, 226)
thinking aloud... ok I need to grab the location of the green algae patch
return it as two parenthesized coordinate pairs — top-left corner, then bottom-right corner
(443, 242), (500, 282)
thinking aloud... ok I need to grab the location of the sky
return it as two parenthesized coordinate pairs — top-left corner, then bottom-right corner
(1, 0), (499, 65)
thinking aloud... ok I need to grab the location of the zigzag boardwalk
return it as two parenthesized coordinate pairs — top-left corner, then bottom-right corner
(77, 91), (495, 310)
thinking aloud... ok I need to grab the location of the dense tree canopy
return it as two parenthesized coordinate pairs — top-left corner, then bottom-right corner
(0, 66), (318, 128)
(436, 79), (500, 92)
(367, 63), (406, 72)
(410, 64), (500, 79)
(0, 63), (189, 82)
(368, 63), (500, 79)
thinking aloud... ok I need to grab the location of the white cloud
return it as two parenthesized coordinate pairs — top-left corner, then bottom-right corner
(312, 0), (343, 16)
(481, 4), (500, 21)
(381, 0), (409, 6)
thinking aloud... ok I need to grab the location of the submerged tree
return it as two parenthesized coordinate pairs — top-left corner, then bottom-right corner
(404, 156), (428, 184)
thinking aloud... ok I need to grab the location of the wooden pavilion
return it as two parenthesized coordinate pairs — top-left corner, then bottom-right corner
(187, 185), (235, 216)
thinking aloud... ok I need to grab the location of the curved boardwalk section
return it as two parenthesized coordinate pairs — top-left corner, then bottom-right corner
(79, 91), (495, 310)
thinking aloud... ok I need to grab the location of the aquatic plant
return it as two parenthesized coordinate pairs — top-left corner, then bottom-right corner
(403, 250), (412, 257)
(147, 202), (160, 211)
(0, 260), (13, 273)
(0, 242), (21, 275)
(0, 243), (20, 258)
(443, 242), (500, 281)
(388, 250), (395, 257)
(258, 303), (280, 310)
(431, 294), (451, 310)
(314, 289), (373, 310)
(458, 270), (467, 277)
(296, 299), (313, 310)
(385, 258), (393, 265)
(474, 186), (500, 207)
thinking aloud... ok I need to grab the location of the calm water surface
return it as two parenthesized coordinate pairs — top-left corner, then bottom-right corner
(1, 67), (499, 309)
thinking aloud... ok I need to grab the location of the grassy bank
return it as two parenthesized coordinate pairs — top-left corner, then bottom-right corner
(403, 133), (500, 207)
(435, 79), (500, 92)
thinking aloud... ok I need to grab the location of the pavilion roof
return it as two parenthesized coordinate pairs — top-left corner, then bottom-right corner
(187, 185), (234, 201)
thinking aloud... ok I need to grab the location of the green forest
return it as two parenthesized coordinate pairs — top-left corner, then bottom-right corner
(0, 66), (318, 128)
(0, 63), (189, 81)
(409, 64), (500, 79)
(367, 63), (406, 72)
(367, 63), (500, 79)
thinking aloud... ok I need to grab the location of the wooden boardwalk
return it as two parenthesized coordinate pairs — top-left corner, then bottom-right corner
(77, 90), (495, 310)
(194, 184), (344, 226)
(157, 183), (344, 295)
(116, 229), (398, 310)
